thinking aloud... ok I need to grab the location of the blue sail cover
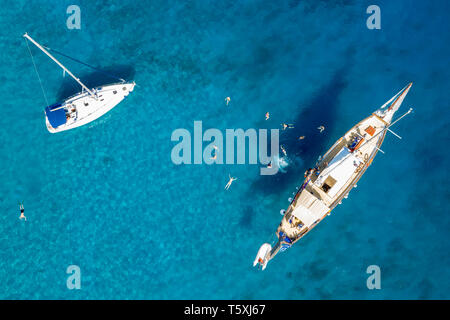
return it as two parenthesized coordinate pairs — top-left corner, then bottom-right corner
(45, 103), (66, 128)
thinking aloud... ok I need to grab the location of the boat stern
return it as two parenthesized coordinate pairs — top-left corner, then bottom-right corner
(44, 103), (67, 133)
(45, 117), (58, 133)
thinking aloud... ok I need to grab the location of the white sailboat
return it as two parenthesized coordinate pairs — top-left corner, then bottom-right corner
(23, 33), (135, 133)
(254, 83), (413, 270)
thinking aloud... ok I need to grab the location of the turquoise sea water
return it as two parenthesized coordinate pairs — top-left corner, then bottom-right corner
(0, 0), (449, 299)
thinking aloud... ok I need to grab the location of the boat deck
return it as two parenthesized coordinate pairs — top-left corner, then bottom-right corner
(310, 114), (387, 208)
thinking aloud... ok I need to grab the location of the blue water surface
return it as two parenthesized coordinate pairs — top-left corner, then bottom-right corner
(0, 0), (449, 299)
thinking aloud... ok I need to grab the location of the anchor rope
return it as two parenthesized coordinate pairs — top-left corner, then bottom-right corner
(25, 38), (49, 106)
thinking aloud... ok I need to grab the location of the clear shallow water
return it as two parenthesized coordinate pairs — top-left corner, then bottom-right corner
(0, 0), (449, 299)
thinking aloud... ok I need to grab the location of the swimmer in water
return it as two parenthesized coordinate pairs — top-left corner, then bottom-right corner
(299, 135), (305, 140)
(19, 203), (26, 221)
(267, 161), (272, 169)
(210, 145), (219, 160)
(281, 123), (294, 130)
(224, 174), (237, 190)
(265, 112), (270, 120)
(280, 145), (287, 156)
(225, 97), (231, 106)
(317, 125), (325, 133)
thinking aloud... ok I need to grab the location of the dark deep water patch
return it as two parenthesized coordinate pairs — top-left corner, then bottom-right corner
(240, 204), (256, 228)
(249, 69), (348, 196)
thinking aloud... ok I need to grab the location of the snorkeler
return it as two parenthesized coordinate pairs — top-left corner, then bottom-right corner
(265, 112), (270, 120)
(224, 174), (237, 190)
(19, 203), (26, 221)
(281, 123), (294, 130)
(299, 135), (305, 140)
(225, 97), (231, 106)
(317, 125), (325, 133)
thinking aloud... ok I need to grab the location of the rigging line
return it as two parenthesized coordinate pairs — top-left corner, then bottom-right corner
(25, 38), (49, 107)
(356, 108), (413, 153)
(42, 45), (126, 83)
(265, 225), (278, 245)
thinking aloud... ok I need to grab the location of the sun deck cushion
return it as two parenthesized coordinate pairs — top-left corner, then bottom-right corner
(45, 104), (66, 128)
(291, 191), (329, 227)
(365, 125), (376, 136)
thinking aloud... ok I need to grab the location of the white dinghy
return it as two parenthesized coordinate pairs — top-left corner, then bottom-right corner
(24, 33), (135, 133)
(253, 243), (272, 270)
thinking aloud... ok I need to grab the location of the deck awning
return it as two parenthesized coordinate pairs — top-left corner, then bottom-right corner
(292, 191), (330, 227)
(45, 104), (66, 128)
(314, 147), (362, 198)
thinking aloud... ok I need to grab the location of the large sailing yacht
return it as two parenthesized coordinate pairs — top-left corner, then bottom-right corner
(23, 33), (135, 133)
(254, 83), (413, 270)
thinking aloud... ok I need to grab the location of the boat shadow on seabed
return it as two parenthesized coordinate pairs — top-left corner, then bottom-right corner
(247, 69), (348, 198)
(56, 65), (136, 101)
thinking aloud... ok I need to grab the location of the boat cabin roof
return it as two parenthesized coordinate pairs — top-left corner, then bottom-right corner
(313, 147), (362, 198)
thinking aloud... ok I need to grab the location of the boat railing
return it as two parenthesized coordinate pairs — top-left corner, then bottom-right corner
(59, 81), (132, 104)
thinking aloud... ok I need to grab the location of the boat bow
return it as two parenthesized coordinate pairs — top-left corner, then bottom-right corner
(375, 82), (413, 123)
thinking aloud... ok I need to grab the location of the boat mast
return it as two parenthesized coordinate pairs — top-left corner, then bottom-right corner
(23, 33), (96, 99)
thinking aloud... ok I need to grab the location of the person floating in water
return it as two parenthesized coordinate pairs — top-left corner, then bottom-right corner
(210, 145), (219, 160)
(265, 112), (270, 120)
(267, 161), (272, 169)
(317, 125), (325, 133)
(225, 97), (231, 106)
(281, 123), (294, 130)
(19, 203), (26, 221)
(224, 174), (237, 190)
(299, 135), (305, 140)
(280, 145), (287, 157)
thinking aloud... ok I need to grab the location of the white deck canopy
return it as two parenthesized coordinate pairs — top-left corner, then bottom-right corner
(314, 147), (362, 198)
(291, 191), (329, 227)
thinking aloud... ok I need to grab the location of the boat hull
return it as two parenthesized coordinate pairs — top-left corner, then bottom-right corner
(45, 82), (135, 133)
